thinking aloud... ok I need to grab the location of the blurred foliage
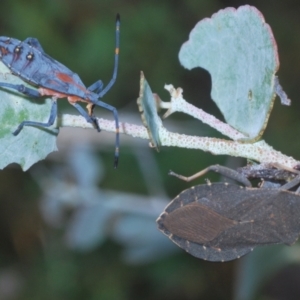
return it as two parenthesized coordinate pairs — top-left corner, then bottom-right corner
(0, 0), (300, 299)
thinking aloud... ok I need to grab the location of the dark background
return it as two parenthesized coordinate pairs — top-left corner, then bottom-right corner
(0, 0), (300, 299)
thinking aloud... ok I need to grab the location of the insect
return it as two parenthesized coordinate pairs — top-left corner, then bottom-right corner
(157, 164), (300, 262)
(0, 15), (120, 167)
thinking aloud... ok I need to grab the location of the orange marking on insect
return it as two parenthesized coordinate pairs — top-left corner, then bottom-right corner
(38, 87), (67, 98)
(115, 48), (119, 55)
(86, 103), (95, 116)
(55, 72), (87, 92)
(56, 72), (75, 83)
(38, 87), (89, 104)
(0, 47), (9, 56)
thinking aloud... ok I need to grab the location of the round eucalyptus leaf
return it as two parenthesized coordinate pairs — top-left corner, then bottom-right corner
(179, 5), (279, 141)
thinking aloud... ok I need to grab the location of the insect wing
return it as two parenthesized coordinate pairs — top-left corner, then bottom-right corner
(31, 53), (87, 98)
(170, 234), (252, 262)
(157, 183), (300, 262)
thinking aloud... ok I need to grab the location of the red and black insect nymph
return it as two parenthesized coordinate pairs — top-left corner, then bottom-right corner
(0, 14), (120, 167)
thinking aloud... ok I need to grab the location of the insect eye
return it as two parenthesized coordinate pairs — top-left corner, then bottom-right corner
(14, 46), (22, 54)
(26, 52), (34, 61)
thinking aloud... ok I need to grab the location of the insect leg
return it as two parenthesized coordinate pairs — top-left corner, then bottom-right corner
(69, 102), (100, 132)
(88, 80), (104, 93)
(169, 164), (252, 187)
(0, 82), (41, 97)
(280, 175), (300, 192)
(86, 81), (104, 117)
(90, 99), (120, 168)
(98, 14), (120, 98)
(23, 37), (45, 52)
(13, 98), (57, 135)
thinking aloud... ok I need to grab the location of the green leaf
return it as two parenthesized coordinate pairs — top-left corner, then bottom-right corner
(0, 62), (58, 171)
(137, 71), (162, 150)
(179, 5), (279, 141)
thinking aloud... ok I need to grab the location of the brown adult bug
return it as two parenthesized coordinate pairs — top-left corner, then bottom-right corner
(157, 164), (300, 262)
